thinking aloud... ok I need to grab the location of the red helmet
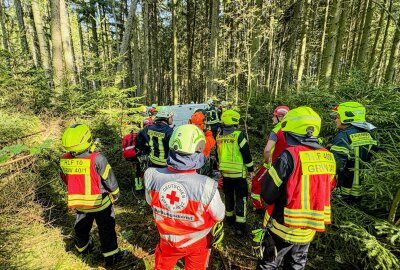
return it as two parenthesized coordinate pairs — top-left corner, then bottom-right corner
(149, 107), (157, 115)
(190, 111), (206, 130)
(273, 106), (290, 116)
(143, 117), (154, 126)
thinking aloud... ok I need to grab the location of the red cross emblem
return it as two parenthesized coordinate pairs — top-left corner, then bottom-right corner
(166, 190), (180, 205)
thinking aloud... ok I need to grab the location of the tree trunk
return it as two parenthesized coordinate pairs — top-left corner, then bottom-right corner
(207, 0), (219, 97)
(356, 0), (374, 68)
(50, 0), (63, 94)
(89, 0), (100, 88)
(26, 3), (39, 67)
(14, 0), (29, 53)
(60, 0), (77, 84)
(172, 0), (178, 104)
(384, 17), (400, 82)
(320, 0), (342, 85)
(142, 0), (149, 101)
(296, 0), (311, 90)
(374, 0), (393, 83)
(367, 0), (386, 76)
(317, 0), (330, 79)
(115, 0), (138, 84)
(0, 0), (9, 51)
(281, 1), (302, 92)
(349, 0), (366, 70)
(331, 0), (352, 82)
(31, 0), (51, 77)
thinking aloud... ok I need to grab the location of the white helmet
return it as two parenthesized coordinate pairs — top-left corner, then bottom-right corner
(169, 124), (206, 155)
(156, 106), (174, 119)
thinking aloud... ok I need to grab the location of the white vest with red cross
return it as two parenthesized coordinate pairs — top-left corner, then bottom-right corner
(144, 167), (218, 248)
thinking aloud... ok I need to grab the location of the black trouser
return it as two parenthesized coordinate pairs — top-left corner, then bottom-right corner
(74, 205), (118, 256)
(222, 177), (248, 222)
(209, 124), (221, 139)
(257, 232), (310, 270)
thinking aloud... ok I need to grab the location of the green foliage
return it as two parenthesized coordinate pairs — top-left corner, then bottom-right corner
(0, 50), (52, 113)
(0, 111), (41, 143)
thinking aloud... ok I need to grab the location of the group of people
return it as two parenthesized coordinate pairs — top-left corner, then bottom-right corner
(59, 100), (377, 269)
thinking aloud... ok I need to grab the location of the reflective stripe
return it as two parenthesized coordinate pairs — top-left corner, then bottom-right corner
(236, 216), (246, 223)
(263, 211), (272, 228)
(149, 155), (167, 166)
(330, 145), (350, 156)
(225, 210), (234, 217)
(75, 239), (91, 253)
(110, 187), (120, 195)
(221, 171), (244, 178)
(84, 174), (91, 195)
(101, 164), (111, 179)
(160, 228), (211, 248)
(268, 166), (282, 187)
(103, 248), (119, 257)
(68, 194), (103, 208)
(123, 146), (135, 150)
(270, 219), (316, 244)
(301, 175), (310, 210)
(239, 138), (247, 148)
(76, 197), (111, 213)
(245, 161), (254, 167)
(251, 193), (261, 201)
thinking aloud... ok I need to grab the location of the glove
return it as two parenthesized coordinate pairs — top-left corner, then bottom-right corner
(211, 222), (224, 248)
(251, 228), (265, 259)
(247, 171), (255, 179)
(262, 231), (277, 262)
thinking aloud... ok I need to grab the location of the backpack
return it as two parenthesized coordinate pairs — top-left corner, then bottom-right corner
(122, 131), (137, 160)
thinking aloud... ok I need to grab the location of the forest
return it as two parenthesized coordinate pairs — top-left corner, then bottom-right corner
(0, 0), (399, 269)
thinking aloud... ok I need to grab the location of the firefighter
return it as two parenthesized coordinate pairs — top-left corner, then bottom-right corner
(205, 99), (222, 138)
(136, 107), (174, 168)
(216, 109), (254, 236)
(59, 124), (128, 267)
(252, 106), (290, 213)
(189, 111), (216, 177)
(328, 101), (377, 203)
(255, 107), (336, 270)
(144, 124), (225, 270)
(132, 117), (154, 195)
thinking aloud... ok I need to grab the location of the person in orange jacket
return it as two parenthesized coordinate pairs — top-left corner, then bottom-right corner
(189, 111), (216, 158)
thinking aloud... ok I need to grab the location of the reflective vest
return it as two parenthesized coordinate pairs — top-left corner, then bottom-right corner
(60, 152), (106, 209)
(268, 145), (336, 243)
(206, 107), (220, 125)
(145, 167), (218, 248)
(216, 130), (246, 177)
(331, 130), (377, 197)
(271, 124), (288, 162)
(148, 128), (168, 166)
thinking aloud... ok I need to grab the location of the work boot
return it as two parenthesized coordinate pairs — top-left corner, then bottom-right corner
(235, 222), (247, 236)
(225, 216), (235, 226)
(105, 249), (129, 267)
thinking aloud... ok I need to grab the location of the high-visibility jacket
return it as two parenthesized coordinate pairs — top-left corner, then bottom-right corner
(137, 121), (173, 167)
(205, 106), (220, 125)
(60, 151), (120, 213)
(144, 167), (224, 248)
(330, 125), (377, 197)
(216, 129), (254, 178)
(271, 124), (288, 161)
(261, 143), (336, 244)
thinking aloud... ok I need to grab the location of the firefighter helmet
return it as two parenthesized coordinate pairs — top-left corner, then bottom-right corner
(169, 124), (206, 155)
(190, 111), (206, 130)
(281, 106), (321, 136)
(331, 101), (366, 124)
(62, 124), (92, 153)
(221, 110), (240, 125)
(156, 106), (174, 119)
(273, 106), (290, 116)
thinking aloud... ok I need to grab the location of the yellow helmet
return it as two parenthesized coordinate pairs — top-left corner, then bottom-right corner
(62, 124), (92, 153)
(221, 110), (240, 125)
(331, 101), (366, 124)
(169, 124), (206, 155)
(281, 107), (321, 136)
